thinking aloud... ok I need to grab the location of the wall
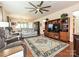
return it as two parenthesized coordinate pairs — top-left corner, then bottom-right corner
(0, 7), (3, 21)
(34, 3), (79, 42)
(0, 4), (7, 22)
(74, 17), (79, 34)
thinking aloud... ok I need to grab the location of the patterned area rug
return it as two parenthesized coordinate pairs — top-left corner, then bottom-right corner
(25, 36), (69, 57)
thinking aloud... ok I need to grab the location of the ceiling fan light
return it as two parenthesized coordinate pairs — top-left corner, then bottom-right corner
(37, 8), (40, 11)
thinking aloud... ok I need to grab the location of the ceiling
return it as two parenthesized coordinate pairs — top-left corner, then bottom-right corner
(1, 1), (79, 20)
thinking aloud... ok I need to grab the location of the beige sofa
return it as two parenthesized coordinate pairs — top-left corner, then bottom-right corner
(21, 28), (37, 38)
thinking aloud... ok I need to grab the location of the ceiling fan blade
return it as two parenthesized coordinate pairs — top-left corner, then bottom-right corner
(39, 1), (43, 7)
(39, 10), (43, 14)
(41, 9), (49, 12)
(25, 7), (35, 9)
(28, 2), (37, 8)
(35, 10), (38, 14)
(42, 6), (51, 8)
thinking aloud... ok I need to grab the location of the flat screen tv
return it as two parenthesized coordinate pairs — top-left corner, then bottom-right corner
(53, 23), (60, 32)
(48, 24), (53, 32)
(48, 23), (60, 32)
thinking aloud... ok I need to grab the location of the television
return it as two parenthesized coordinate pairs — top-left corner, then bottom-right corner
(48, 24), (53, 32)
(53, 23), (60, 32)
(48, 23), (60, 32)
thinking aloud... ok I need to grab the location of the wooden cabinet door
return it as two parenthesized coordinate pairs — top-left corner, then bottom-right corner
(60, 32), (69, 42)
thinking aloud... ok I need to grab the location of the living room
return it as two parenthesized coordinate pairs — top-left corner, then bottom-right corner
(0, 1), (79, 57)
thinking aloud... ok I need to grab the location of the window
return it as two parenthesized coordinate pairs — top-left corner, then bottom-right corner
(16, 23), (28, 28)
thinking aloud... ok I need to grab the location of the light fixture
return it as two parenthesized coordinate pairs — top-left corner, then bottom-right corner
(26, 1), (51, 14)
(37, 8), (40, 11)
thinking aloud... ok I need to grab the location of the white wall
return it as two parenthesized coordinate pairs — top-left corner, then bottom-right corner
(74, 17), (79, 34)
(34, 3), (79, 42)
(0, 4), (7, 22)
(2, 8), (7, 21)
(0, 7), (3, 21)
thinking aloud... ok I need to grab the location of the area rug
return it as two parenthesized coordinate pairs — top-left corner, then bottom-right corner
(25, 36), (69, 57)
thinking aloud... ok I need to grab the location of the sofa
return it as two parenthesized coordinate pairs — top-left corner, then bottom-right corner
(0, 28), (23, 51)
(21, 28), (37, 38)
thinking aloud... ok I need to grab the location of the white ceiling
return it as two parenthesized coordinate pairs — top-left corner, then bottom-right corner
(1, 1), (79, 20)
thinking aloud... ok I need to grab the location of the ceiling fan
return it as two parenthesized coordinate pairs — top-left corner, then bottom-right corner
(25, 1), (51, 14)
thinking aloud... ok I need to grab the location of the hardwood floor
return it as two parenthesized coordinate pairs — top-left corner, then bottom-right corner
(0, 46), (23, 57)
(0, 42), (73, 57)
(55, 42), (73, 57)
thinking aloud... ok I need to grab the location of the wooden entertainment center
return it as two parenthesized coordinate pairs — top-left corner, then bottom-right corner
(44, 18), (70, 42)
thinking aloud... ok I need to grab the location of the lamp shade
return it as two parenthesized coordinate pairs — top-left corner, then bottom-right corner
(0, 22), (9, 27)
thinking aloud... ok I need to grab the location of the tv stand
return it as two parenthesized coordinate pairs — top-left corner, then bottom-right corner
(44, 18), (70, 42)
(44, 30), (59, 40)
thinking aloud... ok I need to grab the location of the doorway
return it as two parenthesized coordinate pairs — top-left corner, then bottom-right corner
(33, 21), (40, 36)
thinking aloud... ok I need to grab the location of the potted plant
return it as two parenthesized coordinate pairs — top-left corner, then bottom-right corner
(60, 13), (68, 22)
